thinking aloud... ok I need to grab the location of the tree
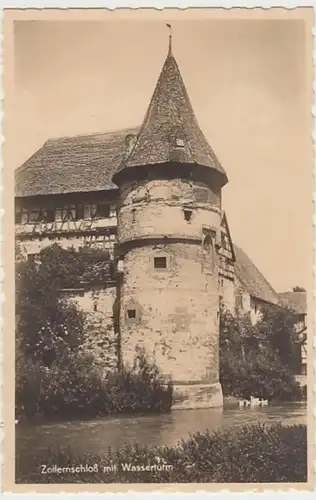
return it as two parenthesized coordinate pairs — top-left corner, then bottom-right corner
(16, 244), (113, 366)
(219, 307), (301, 400)
(256, 305), (298, 371)
(292, 286), (306, 292)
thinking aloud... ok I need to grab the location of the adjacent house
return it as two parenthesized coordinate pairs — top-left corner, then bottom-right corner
(232, 244), (279, 323)
(278, 291), (308, 380)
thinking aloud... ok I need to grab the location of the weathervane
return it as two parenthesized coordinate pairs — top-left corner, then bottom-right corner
(166, 23), (172, 54)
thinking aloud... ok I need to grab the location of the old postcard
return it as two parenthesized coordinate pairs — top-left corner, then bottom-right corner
(2, 7), (314, 493)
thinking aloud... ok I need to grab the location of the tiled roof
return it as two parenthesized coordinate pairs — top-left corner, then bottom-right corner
(234, 244), (279, 305)
(16, 47), (227, 197)
(278, 292), (307, 315)
(115, 48), (228, 186)
(15, 127), (139, 197)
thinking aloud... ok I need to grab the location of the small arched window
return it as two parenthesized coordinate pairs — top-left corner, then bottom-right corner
(202, 229), (216, 275)
(203, 234), (212, 252)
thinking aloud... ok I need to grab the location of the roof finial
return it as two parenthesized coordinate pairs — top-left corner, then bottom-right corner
(166, 23), (172, 55)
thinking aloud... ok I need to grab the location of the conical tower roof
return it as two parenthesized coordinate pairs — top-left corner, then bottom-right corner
(114, 36), (228, 186)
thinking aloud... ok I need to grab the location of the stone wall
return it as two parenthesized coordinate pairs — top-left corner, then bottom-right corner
(117, 178), (221, 244)
(119, 241), (220, 385)
(61, 285), (118, 376)
(117, 177), (222, 390)
(220, 276), (235, 312)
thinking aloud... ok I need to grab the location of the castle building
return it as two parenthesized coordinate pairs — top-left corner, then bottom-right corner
(15, 36), (289, 408)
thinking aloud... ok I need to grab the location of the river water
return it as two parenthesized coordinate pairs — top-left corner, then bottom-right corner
(16, 401), (307, 460)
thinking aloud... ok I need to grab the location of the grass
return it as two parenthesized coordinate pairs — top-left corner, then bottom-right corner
(16, 423), (307, 484)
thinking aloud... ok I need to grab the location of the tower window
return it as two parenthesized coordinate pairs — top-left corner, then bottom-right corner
(203, 235), (212, 251)
(194, 187), (209, 203)
(154, 256), (167, 269)
(125, 303), (139, 324)
(176, 138), (185, 148)
(127, 309), (136, 319)
(183, 209), (193, 222)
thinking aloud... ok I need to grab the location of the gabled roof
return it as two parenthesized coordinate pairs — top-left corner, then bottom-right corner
(15, 127), (139, 198)
(234, 244), (279, 305)
(114, 44), (227, 185)
(278, 292), (307, 315)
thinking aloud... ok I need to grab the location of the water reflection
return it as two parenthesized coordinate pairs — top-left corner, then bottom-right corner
(16, 402), (307, 460)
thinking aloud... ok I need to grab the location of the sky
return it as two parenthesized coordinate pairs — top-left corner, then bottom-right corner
(11, 18), (311, 292)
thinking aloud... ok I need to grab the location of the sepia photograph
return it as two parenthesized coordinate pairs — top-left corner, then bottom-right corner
(3, 7), (313, 491)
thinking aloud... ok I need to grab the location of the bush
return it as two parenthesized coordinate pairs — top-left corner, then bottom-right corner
(16, 348), (173, 421)
(16, 244), (88, 366)
(219, 309), (302, 401)
(220, 351), (302, 401)
(16, 423), (307, 483)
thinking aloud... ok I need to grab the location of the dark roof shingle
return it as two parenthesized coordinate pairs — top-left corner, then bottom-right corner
(115, 50), (228, 185)
(278, 292), (307, 315)
(16, 48), (228, 197)
(15, 127), (139, 197)
(234, 244), (279, 305)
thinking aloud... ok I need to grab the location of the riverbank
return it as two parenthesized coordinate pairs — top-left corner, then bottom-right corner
(16, 423), (307, 484)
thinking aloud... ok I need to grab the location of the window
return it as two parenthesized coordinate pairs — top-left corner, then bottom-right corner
(15, 209), (22, 224)
(43, 209), (55, 223)
(22, 210), (29, 223)
(194, 187), (209, 203)
(69, 205), (76, 219)
(176, 138), (185, 148)
(183, 209), (193, 222)
(203, 235), (212, 251)
(154, 257), (167, 269)
(29, 211), (40, 222)
(62, 205), (69, 221)
(221, 232), (225, 248)
(96, 203), (110, 218)
(127, 309), (136, 319)
(132, 208), (136, 223)
(55, 208), (62, 221)
(75, 204), (84, 220)
(202, 229), (215, 275)
(125, 304), (139, 324)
